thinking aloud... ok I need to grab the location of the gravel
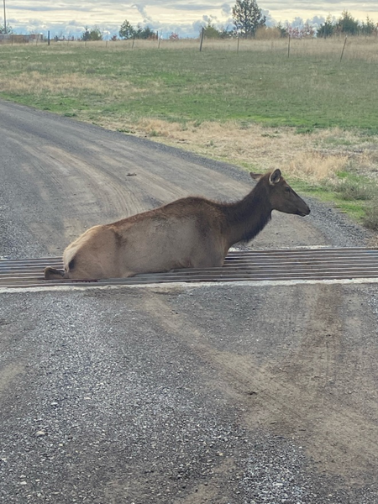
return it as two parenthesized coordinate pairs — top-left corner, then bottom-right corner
(1, 285), (378, 503)
(306, 196), (373, 248)
(1, 101), (378, 503)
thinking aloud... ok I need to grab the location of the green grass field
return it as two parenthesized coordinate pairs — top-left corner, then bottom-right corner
(0, 40), (378, 131)
(0, 39), (377, 231)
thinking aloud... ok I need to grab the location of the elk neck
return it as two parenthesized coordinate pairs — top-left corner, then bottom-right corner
(221, 181), (272, 247)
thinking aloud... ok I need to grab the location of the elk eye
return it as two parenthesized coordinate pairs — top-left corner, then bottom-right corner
(285, 187), (291, 193)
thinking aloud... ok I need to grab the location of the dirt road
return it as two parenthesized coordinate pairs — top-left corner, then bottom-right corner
(1, 101), (378, 503)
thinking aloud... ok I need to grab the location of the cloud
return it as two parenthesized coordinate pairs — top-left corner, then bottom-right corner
(8, 5), (92, 13)
(163, 3), (221, 12)
(221, 3), (231, 16)
(265, 0), (378, 9)
(132, 3), (153, 22)
(3, 0), (378, 39)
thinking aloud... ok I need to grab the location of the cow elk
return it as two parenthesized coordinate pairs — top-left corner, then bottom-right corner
(44, 169), (310, 280)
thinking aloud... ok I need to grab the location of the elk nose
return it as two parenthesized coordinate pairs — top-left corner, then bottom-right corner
(298, 205), (310, 216)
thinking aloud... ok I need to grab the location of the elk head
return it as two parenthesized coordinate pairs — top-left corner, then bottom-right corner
(251, 169), (310, 217)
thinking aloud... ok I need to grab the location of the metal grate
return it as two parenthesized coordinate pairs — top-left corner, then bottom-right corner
(1, 247), (378, 289)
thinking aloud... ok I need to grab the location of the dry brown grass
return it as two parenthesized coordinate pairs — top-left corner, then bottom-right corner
(0, 72), (102, 94)
(19, 36), (378, 62)
(121, 37), (378, 61)
(288, 151), (349, 182)
(0, 71), (146, 98)
(95, 116), (378, 185)
(255, 27), (282, 40)
(162, 36), (376, 62)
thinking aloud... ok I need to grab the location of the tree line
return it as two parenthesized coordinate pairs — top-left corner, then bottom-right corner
(317, 12), (376, 37)
(1, 0), (377, 39)
(116, 1), (378, 41)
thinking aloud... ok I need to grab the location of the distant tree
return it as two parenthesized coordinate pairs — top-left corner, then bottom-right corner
(169, 32), (179, 40)
(318, 13), (378, 37)
(0, 24), (13, 34)
(317, 15), (335, 38)
(82, 27), (103, 41)
(219, 25), (233, 38)
(276, 22), (288, 38)
(119, 19), (136, 40)
(82, 29), (90, 41)
(135, 25), (157, 39)
(360, 15), (376, 35)
(232, 0), (266, 38)
(203, 21), (222, 39)
(90, 27), (103, 40)
(335, 11), (359, 35)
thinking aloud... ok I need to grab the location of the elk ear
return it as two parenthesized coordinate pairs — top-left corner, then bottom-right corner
(250, 172), (262, 181)
(269, 169), (281, 186)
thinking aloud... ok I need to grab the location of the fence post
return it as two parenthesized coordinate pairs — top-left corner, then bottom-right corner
(237, 36), (240, 53)
(340, 35), (347, 62)
(48, 30), (50, 46)
(199, 27), (204, 52)
(287, 35), (291, 58)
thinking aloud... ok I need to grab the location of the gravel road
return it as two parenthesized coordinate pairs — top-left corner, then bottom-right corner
(1, 100), (378, 504)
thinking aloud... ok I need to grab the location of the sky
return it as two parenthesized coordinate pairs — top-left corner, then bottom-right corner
(2, 0), (378, 39)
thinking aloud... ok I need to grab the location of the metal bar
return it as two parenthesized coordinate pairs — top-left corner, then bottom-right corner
(3, 271), (378, 284)
(3, 261), (378, 273)
(3, 274), (378, 290)
(4, 268), (378, 282)
(1, 248), (377, 267)
(3, 251), (375, 263)
(2, 254), (377, 269)
(1, 247), (378, 289)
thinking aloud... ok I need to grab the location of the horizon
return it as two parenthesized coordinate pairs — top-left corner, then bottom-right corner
(1, 1), (378, 39)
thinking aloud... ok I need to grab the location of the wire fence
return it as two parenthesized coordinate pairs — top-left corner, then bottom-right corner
(1, 34), (377, 62)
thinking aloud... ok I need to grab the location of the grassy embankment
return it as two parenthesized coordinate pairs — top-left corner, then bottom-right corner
(0, 37), (377, 229)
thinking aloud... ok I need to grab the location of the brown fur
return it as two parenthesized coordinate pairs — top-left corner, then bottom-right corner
(44, 169), (310, 280)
